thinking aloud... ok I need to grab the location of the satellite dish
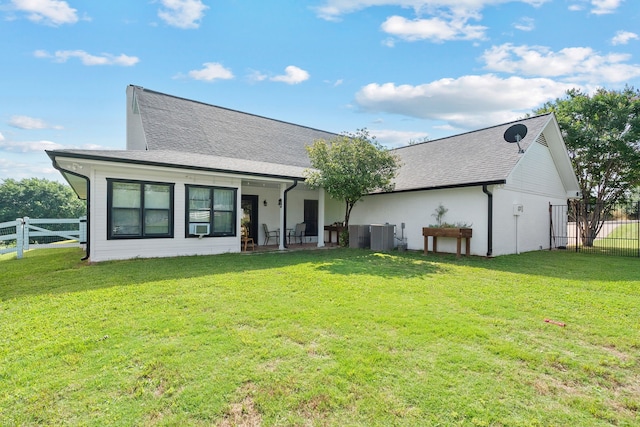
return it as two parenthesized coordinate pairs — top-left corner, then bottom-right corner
(504, 124), (527, 153)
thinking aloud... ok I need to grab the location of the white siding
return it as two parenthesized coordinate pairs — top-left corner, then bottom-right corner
(491, 138), (573, 255)
(351, 187), (489, 256)
(89, 163), (242, 262)
(505, 139), (566, 198)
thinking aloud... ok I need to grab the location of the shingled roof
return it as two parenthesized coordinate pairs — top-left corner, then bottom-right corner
(389, 113), (554, 192)
(132, 86), (338, 168)
(50, 87), (571, 198)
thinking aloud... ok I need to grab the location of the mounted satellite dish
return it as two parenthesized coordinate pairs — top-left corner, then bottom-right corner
(503, 124), (527, 153)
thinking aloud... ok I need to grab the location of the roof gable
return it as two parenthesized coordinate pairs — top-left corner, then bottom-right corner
(389, 113), (570, 192)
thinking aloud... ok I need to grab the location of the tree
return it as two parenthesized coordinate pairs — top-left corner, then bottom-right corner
(0, 178), (86, 222)
(536, 87), (640, 245)
(304, 129), (399, 228)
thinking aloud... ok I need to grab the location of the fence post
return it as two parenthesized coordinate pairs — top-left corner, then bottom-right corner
(16, 218), (24, 259)
(23, 216), (30, 250)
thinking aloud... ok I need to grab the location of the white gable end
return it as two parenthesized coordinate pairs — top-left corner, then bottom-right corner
(504, 135), (566, 198)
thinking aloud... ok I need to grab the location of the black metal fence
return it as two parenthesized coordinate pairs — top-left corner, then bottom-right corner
(550, 201), (640, 257)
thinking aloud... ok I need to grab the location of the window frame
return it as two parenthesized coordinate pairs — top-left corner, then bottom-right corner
(107, 178), (174, 240)
(185, 185), (237, 238)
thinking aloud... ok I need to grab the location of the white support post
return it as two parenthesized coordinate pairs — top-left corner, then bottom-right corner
(16, 218), (24, 259)
(23, 216), (30, 250)
(317, 188), (325, 248)
(279, 183), (286, 250)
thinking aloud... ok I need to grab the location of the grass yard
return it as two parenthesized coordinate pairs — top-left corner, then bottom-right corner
(1, 248), (639, 426)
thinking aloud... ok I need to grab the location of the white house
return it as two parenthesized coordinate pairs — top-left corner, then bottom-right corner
(47, 85), (580, 261)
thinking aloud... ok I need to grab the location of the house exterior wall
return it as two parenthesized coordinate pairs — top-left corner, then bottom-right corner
(56, 157), (318, 261)
(351, 187), (489, 255)
(492, 139), (571, 255)
(88, 163), (242, 262)
(349, 138), (572, 256)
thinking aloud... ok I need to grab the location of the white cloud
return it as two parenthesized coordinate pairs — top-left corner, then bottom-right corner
(34, 50), (139, 66)
(247, 69), (268, 82)
(611, 30), (639, 46)
(0, 155), (62, 182)
(0, 140), (65, 153)
(158, 0), (208, 29)
(481, 43), (640, 83)
(513, 16), (534, 31)
(590, 0), (622, 14)
(313, 0), (550, 21)
(381, 15), (487, 42)
(370, 128), (430, 148)
(11, 0), (78, 25)
(0, 132), (4, 141)
(9, 115), (63, 130)
(0, 138), (108, 153)
(354, 75), (575, 129)
(187, 62), (234, 81)
(270, 66), (310, 84)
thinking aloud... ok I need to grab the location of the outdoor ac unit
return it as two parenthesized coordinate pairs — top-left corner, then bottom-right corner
(370, 224), (395, 251)
(349, 224), (371, 249)
(189, 223), (210, 235)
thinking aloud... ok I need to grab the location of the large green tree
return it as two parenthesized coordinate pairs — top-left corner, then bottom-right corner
(536, 86), (640, 245)
(0, 178), (86, 222)
(304, 129), (399, 228)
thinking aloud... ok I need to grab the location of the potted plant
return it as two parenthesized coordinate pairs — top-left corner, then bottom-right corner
(422, 204), (472, 257)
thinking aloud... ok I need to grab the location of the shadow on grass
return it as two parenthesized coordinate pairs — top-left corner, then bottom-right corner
(2, 247), (636, 301)
(0, 247), (444, 301)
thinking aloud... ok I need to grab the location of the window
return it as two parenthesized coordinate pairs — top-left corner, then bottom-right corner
(186, 185), (237, 237)
(107, 179), (174, 239)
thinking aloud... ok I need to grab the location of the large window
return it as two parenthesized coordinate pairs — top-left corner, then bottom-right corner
(107, 179), (174, 239)
(186, 185), (236, 237)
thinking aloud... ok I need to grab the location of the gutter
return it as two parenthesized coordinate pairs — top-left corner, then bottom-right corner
(282, 179), (298, 248)
(482, 184), (493, 257)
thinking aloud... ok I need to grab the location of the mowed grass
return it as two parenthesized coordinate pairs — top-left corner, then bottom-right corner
(0, 248), (638, 426)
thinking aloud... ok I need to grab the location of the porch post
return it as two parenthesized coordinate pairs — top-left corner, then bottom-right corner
(279, 183), (286, 250)
(317, 188), (325, 247)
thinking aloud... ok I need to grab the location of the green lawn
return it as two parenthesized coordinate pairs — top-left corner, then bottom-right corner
(1, 248), (638, 426)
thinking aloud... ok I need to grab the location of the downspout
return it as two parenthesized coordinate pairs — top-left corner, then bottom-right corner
(482, 184), (493, 257)
(50, 160), (91, 261)
(282, 179), (298, 248)
(81, 183), (90, 261)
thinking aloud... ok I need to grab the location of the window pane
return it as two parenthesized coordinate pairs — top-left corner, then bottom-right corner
(188, 187), (211, 224)
(189, 210), (211, 223)
(189, 187), (211, 207)
(213, 211), (233, 234)
(113, 208), (141, 235)
(214, 189), (234, 211)
(145, 209), (169, 234)
(113, 182), (140, 208)
(145, 184), (170, 209)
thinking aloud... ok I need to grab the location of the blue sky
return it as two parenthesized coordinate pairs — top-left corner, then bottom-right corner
(1, 0), (639, 182)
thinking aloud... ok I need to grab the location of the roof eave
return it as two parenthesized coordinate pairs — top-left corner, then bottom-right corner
(369, 179), (507, 196)
(46, 150), (307, 181)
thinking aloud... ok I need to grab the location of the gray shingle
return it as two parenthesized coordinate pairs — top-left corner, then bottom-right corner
(135, 88), (339, 168)
(390, 114), (552, 192)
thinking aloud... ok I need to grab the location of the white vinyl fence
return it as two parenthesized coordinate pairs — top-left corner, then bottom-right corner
(0, 217), (86, 259)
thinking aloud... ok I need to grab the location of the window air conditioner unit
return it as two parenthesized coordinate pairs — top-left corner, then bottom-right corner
(190, 223), (210, 236)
